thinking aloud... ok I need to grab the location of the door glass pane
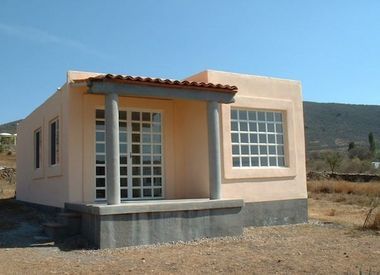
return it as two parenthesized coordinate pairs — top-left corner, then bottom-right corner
(132, 177), (141, 187)
(143, 177), (152, 186)
(142, 112), (150, 121)
(132, 189), (141, 198)
(121, 189), (128, 198)
(143, 189), (152, 197)
(152, 113), (161, 122)
(132, 112), (140, 121)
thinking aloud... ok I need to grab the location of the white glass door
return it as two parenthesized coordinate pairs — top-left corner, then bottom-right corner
(95, 109), (164, 201)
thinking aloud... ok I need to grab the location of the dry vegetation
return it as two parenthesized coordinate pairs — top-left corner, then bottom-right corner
(308, 180), (380, 197)
(308, 180), (380, 230)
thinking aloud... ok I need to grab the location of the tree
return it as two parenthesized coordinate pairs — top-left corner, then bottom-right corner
(323, 151), (343, 173)
(348, 146), (371, 160)
(369, 132), (376, 156)
(348, 142), (355, 151)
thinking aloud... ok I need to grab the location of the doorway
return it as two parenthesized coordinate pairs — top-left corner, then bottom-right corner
(95, 108), (164, 201)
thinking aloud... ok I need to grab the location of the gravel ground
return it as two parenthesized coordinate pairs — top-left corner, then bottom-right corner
(0, 222), (379, 274)
(0, 198), (379, 274)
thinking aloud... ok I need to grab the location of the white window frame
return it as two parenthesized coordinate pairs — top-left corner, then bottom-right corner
(49, 117), (59, 166)
(34, 128), (42, 170)
(230, 108), (286, 168)
(94, 108), (165, 202)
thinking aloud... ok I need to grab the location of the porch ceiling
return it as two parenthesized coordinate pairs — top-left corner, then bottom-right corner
(75, 74), (238, 103)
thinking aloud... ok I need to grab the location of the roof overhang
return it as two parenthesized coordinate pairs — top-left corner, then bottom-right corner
(75, 74), (238, 104)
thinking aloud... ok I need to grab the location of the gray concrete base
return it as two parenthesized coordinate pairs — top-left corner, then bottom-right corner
(65, 199), (244, 249)
(242, 198), (308, 227)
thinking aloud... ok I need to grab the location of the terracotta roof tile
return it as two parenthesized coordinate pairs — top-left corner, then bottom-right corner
(80, 74), (238, 93)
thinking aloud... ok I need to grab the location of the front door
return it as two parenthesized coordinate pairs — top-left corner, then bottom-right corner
(95, 108), (164, 201)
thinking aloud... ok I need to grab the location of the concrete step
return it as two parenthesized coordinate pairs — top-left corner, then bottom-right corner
(57, 212), (81, 236)
(43, 222), (68, 240)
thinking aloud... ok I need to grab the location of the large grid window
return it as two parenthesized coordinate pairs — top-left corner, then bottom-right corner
(231, 109), (286, 168)
(34, 128), (42, 169)
(49, 118), (59, 166)
(95, 109), (163, 201)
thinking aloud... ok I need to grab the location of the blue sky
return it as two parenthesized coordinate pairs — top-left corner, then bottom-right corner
(0, 0), (379, 124)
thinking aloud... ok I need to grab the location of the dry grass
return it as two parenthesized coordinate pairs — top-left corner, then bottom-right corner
(308, 179), (380, 230)
(326, 208), (336, 216)
(308, 180), (380, 197)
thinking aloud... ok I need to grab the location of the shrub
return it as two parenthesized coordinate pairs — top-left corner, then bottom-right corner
(323, 151), (343, 173)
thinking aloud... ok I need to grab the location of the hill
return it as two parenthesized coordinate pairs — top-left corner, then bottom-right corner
(1, 102), (380, 153)
(304, 101), (380, 152)
(0, 120), (21, 134)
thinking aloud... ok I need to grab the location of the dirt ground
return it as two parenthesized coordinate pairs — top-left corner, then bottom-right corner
(0, 153), (16, 168)
(1, 155), (379, 274)
(0, 197), (379, 275)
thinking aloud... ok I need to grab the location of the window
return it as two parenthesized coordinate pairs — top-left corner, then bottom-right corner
(34, 129), (41, 169)
(95, 109), (164, 201)
(231, 109), (285, 168)
(49, 118), (59, 166)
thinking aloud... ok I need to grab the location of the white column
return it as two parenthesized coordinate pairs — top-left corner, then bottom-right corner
(207, 101), (222, 199)
(105, 93), (120, 205)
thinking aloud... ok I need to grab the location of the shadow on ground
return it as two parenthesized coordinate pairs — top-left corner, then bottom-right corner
(0, 198), (91, 251)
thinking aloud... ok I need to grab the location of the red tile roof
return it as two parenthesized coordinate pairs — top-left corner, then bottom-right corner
(77, 74), (238, 93)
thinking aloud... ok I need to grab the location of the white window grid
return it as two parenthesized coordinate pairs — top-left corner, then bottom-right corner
(95, 109), (164, 201)
(231, 109), (286, 168)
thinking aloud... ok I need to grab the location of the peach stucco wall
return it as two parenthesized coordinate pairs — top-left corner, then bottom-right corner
(17, 70), (306, 208)
(16, 85), (69, 207)
(187, 70), (307, 203)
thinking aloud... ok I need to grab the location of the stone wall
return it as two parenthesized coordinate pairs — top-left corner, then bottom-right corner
(307, 171), (380, 182)
(0, 168), (16, 184)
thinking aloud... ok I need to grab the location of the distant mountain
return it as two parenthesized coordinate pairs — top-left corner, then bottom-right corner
(1, 101), (380, 153)
(304, 101), (380, 152)
(0, 120), (21, 134)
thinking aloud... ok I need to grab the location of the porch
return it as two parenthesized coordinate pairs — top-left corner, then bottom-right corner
(73, 74), (237, 204)
(67, 74), (242, 247)
(65, 199), (244, 248)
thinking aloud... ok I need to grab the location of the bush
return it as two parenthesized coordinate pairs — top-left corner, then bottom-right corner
(348, 146), (371, 160)
(339, 158), (373, 173)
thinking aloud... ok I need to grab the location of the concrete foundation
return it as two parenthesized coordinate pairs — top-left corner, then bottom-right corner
(242, 198), (308, 226)
(66, 199), (244, 249)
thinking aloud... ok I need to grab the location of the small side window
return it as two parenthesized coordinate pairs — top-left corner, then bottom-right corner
(34, 129), (41, 169)
(49, 118), (59, 166)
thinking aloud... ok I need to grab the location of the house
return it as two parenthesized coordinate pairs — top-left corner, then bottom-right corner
(372, 161), (380, 169)
(16, 70), (307, 248)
